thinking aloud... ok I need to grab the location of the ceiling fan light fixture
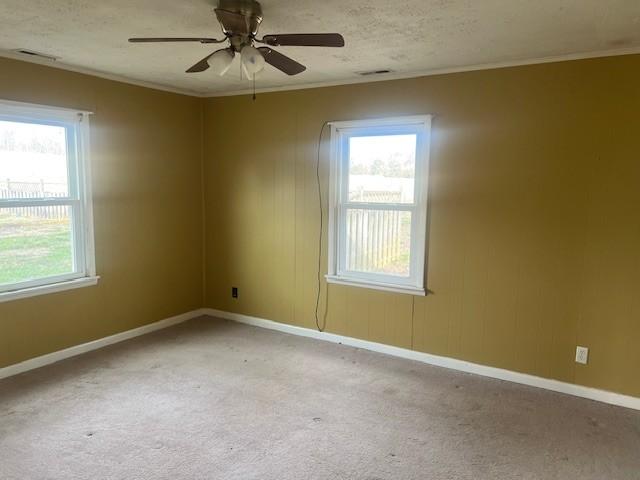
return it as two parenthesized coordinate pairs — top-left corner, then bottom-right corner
(128, 1), (345, 78)
(207, 48), (235, 76)
(240, 45), (265, 77)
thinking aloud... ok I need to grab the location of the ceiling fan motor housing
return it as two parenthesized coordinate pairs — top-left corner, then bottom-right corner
(216, 0), (263, 39)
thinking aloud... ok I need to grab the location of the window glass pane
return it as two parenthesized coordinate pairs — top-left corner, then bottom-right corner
(345, 209), (411, 277)
(0, 206), (74, 286)
(0, 120), (69, 199)
(348, 134), (416, 204)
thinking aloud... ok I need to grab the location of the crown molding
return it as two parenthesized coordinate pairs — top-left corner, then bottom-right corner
(0, 50), (203, 97)
(203, 46), (640, 97)
(3, 45), (640, 99)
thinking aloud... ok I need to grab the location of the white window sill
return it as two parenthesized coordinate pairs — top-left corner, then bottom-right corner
(325, 275), (426, 296)
(0, 276), (100, 304)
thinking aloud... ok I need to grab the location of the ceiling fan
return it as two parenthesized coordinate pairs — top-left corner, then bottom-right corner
(128, 0), (345, 78)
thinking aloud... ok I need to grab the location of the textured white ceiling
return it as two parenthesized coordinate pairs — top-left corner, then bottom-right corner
(1, 0), (640, 96)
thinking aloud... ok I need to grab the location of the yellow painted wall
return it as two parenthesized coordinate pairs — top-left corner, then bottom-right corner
(2, 53), (639, 400)
(0, 57), (204, 367)
(203, 54), (640, 398)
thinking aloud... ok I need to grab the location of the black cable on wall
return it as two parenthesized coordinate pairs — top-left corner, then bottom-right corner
(315, 121), (329, 332)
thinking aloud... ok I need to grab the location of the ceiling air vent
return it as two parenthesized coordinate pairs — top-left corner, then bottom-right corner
(12, 49), (58, 61)
(357, 69), (393, 76)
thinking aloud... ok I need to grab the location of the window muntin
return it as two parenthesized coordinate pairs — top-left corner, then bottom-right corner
(0, 101), (95, 296)
(328, 116), (430, 295)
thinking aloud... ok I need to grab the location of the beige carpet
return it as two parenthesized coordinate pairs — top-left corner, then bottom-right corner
(1, 316), (639, 479)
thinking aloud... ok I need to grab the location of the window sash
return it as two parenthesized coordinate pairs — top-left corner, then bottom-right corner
(0, 198), (78, 208)
(0, 117), (79, 202)
(341, 125), (421, 208)
(0, 268), (86, 294)
(0, 200), (86, 294)
(0, 101), (94, 296)
(327, 115), (431, 294)
(337, 205), (418, 285)
(342, 202), (415, 211)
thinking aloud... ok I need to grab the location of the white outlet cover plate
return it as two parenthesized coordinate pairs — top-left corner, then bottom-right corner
(576, 346), (589, 364)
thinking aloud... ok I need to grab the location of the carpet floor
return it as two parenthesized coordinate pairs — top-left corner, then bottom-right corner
(1, 316), (639, 479)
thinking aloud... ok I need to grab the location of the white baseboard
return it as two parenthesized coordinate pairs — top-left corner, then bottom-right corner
(204, 308), (640, 411)
(0, 308), (207, 380)
(3, 306), (638, 411)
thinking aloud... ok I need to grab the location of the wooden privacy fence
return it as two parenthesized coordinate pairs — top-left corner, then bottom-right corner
(346, 208), (405, 273)
(345, 189), (409, 274)
(0, 180), (68, 220)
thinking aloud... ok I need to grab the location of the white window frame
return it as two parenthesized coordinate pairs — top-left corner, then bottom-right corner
(0, 99), (98, 303)
(326, 115), (431, 296)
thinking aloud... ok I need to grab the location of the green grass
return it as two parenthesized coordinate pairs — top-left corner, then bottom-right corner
(0, 214), (72, 286)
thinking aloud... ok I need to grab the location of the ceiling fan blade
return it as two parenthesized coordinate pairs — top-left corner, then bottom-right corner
(186, 52), (216, 73)
(260, 33), (345, 47)
(257, 47), (306, 76)
(129, 37), (225, 44)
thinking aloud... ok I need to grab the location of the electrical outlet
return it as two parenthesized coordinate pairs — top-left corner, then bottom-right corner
(575, 346), (589, 365)
(231, 287), (238, 299)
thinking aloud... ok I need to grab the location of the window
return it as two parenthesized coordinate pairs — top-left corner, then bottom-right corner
(0, 100), (97, 302)
(326, 116), (431, 295)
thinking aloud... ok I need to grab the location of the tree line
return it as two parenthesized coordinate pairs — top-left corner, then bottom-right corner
(0, 131), (64, 155)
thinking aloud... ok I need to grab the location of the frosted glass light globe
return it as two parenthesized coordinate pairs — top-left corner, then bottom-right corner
(241, 45), (265, 77)
(207, 49), (234, 76)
